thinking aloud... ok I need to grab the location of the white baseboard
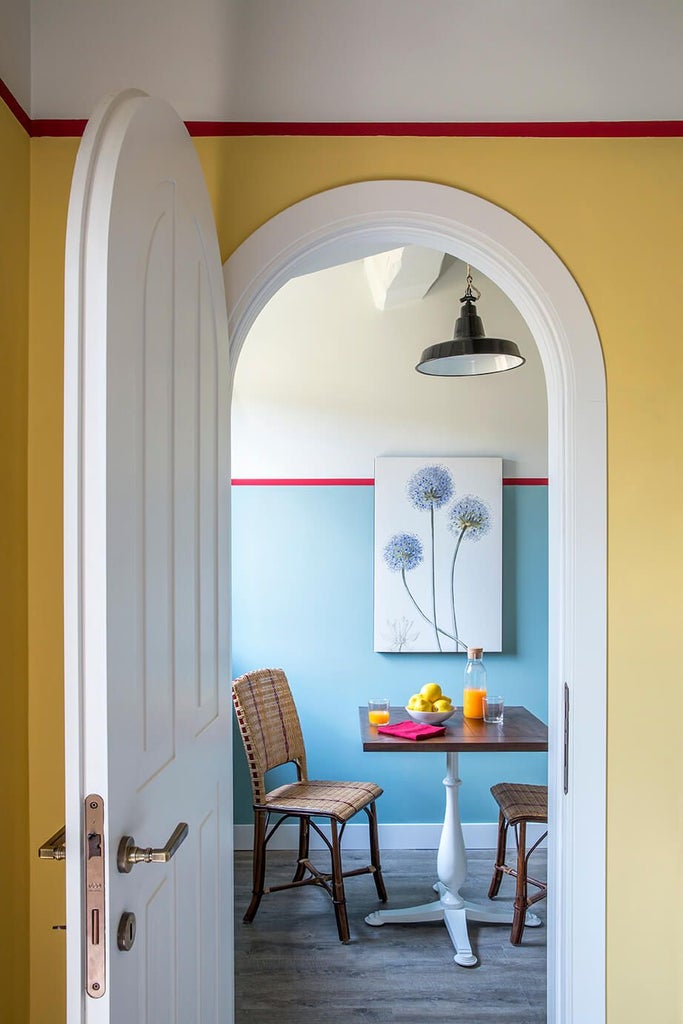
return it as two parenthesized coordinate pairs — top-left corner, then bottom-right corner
(233, 821), (547, 852)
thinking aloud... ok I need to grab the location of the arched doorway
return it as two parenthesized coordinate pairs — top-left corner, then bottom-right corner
(223, 180), (606, 1024)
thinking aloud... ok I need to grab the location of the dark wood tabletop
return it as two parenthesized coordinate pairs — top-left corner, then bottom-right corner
(359, 706), (548, 753)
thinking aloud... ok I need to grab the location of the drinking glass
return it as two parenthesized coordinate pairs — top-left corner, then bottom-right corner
(368, 698), (390, 726)
(483, 695), (504, 724)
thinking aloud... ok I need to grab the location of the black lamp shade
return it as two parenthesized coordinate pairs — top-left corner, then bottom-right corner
(416, 296), (525, 376)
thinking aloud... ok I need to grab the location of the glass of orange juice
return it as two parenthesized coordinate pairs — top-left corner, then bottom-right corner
(368, 698), (390, 726)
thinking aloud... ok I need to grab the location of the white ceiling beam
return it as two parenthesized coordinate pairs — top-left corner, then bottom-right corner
(363, 246), (445, 310)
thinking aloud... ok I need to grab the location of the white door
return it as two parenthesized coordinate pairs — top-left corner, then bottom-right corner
(63, 90), (232, 1022)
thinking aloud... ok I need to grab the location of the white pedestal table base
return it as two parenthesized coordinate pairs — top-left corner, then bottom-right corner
(364, 752), (541, 966)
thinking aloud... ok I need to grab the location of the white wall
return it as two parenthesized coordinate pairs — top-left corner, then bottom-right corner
(228, 0), (683, 122)
(231, 252), (547, 478)
(30, 0), (241, 120)
(0, 0), (31, 110)
(26, 0), (683, 120)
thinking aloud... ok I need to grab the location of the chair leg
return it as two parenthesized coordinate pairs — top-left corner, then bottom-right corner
(511, 820), (528, 945)
(329, 819), (350, 943)
(488, 808), (508, 899)
(244, 809), (267, 923)
(366, 802), (387, 902)
(292, 817), (310, 882)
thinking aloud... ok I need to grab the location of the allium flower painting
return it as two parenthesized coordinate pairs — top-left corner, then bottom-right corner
(382, 532), (424, 572)
(374, 457), (502, 653)
(406, 465), (454, 510)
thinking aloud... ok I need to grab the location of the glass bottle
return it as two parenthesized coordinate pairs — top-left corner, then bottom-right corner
(463, 647), (487, 719)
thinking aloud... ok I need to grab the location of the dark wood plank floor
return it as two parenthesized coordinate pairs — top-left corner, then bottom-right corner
(234, 847), (547, 1023)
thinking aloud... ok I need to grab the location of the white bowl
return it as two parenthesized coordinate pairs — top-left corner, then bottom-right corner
(405, 706), (456, 725)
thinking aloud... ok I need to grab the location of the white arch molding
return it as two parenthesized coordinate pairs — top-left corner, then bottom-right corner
(223, 180), (606, 1024)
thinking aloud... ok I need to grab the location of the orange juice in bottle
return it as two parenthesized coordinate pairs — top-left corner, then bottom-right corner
(463, 647), (487, 719)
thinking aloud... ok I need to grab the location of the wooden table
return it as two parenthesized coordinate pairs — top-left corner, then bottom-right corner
(359, 705), (548, 966)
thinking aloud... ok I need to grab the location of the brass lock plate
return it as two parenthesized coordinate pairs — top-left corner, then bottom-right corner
(85, 795), (106, 998)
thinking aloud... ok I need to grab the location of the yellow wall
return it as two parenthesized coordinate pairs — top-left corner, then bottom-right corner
(0, 99), (30, 1024)
(27, 138), (78, 1023)
(25, 131), (683, 1023)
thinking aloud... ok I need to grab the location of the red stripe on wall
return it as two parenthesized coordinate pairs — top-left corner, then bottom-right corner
(503, 477), (548, 486)
(186, 120), (683, 139)
(231, 477), (548, 486)
(30, 117), (88, 138)
(0, 78), (31, 134)
(232, 478), (375, 486)
(1, 81), (682, 140)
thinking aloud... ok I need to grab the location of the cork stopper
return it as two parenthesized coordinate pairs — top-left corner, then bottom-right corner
(467, 647), (484, 659)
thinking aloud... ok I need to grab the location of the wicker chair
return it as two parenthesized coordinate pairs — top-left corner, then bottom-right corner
(488, 782), (548, 944)
(232, 667), (387, 942)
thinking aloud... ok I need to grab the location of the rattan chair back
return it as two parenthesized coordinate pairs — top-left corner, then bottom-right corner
(232, 667), (308, 805)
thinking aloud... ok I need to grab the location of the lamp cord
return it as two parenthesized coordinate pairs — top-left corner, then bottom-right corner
(465, 264), (481, 301)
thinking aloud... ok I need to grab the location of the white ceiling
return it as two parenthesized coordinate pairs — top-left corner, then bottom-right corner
(2, 0), (682, 121)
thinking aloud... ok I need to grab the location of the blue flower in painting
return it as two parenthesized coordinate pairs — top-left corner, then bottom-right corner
(383, 533), (424, 572)
(448, 495), (492, 541)
(406, 465), (454, 511)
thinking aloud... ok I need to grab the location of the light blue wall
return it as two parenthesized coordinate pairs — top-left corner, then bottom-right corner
(231, 483), (547, 824)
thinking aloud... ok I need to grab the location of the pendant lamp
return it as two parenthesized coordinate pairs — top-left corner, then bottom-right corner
(416, 266), (525, 376)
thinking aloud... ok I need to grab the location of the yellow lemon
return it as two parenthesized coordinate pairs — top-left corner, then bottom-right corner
(420, 682), (442, 703)
(411, 697), (433, 712)
(433, 698), (453, 712)
(407, 694), (422, 708)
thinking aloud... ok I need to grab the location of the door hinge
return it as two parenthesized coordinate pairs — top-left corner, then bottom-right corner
(85, 795), (106, 998)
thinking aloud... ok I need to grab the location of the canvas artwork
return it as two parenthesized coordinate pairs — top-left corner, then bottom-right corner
(374, 456), (502, 653)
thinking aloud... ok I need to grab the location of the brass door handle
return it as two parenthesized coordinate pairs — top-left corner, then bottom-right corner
(117, 822), (189, 873)
(39, 826), (66, 861)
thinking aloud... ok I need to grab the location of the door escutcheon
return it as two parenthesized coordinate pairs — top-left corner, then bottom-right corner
(117, 911), (136, 951)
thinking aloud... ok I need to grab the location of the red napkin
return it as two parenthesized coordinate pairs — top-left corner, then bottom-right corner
(377, 720), (446, 741)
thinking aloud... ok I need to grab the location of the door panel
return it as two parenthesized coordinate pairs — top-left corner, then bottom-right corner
(141, 197), (175, 776)
(197, 805), (220, 1020)
(144, 878), (175, 1021)
(64, 90), (232, 1023)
